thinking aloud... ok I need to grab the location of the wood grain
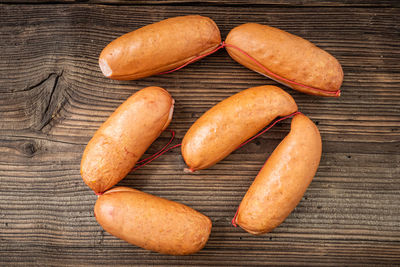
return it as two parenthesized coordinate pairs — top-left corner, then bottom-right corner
(0, 3), (399, 266)
(2, 0), (400, 7)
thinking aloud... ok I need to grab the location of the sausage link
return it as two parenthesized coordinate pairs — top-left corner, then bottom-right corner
(99, 15), (221, 80)
(94, 187), (212, 255)
(235, 114), (322, 235)
(80, 86), (174, 194)
(182, 85), (298, 171)
(225, 23), (343, 97)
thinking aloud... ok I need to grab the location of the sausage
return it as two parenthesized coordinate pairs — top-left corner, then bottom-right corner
(225, 23), (343, 97)
(94, 187), (212, 255)
(80, 86), (174, 194)
(99, 15), (221, 80)
(234, 113), (322, 235)
(181, 85), (298, 171)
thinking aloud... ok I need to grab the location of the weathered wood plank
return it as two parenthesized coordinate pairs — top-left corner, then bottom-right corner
(2, 0), (399, 7)
(0, 3), (399, 266)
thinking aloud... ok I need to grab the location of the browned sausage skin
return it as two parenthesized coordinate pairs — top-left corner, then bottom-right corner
(94, 187), (212, 255)
(99, 15), (221, 80)
(182, 85), (298, 171)
(234, 113), (322, 235)
(80, 86), (174, 194)
(225, 23), (343, 97)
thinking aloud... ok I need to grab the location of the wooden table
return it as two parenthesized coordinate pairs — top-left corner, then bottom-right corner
(1, 1), (399, 265)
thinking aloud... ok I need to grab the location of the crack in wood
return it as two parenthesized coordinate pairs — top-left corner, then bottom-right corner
(32, 71), (67, 133)
(37, 71), (63, 131)
(41, 75), (59, 119)
(20, 72), (56, 93)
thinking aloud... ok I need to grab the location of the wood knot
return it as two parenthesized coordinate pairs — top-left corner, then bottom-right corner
(22, 142), (37, 156)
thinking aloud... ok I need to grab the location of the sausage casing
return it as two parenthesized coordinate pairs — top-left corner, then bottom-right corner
(80, 86), (174, 194)
(99, 15), (221, 80)
(235, 114), (322, 235)
(182, 85), (298, 171)
(225, 23), (343, 97)
(94, 187), (212, 255)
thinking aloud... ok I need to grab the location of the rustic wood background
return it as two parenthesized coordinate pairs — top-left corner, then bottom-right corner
(1, 1), (399, 265)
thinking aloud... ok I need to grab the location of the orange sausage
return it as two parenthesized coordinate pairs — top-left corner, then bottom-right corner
(80, 87), (174, 194)
(234, 114), (322, 235)
(181, 85), (297, 171)
(99, 15), (221, 80)
(225, 23), (343, 97)
(94, 187), (212, 255)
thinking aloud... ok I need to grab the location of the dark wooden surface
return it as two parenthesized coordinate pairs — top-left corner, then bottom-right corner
(0, 1), (399, 266)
